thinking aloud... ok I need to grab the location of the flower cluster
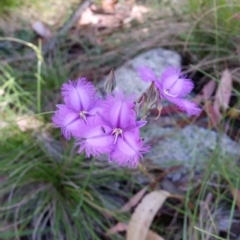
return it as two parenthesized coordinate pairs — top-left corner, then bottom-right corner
(138, 66), (201, 116)
(52, 78), (149, 168)
(52, 66), (201, 168)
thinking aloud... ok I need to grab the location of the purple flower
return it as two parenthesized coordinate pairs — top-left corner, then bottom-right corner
(52, 78), (100, 139)
(138, 66), (201, 116)
(76, 91), (149, 168)
(138, 66), (158, 83)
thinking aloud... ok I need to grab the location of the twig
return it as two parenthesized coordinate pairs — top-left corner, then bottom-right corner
(59, 0), (93, 36)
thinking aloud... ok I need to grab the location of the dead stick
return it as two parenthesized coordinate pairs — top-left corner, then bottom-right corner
(59, 0), (93, 35)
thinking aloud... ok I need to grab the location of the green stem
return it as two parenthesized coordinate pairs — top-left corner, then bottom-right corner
(37, 40), (42, 113)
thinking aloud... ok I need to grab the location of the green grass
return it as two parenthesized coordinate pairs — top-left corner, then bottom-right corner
(0, 0), (40, 13)
(0, 0), (22, 12)
(0, 40), (134, 239)
(0, 121), (132, 239)
(0, 127), (132, 239)
(182, 0), (240, 65)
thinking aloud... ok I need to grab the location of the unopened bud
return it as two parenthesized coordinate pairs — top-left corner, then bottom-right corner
(136, 92), (147, 113)
(145, 81), (158, 106)
(105, 69), (116, 93)
(150, 92), (161, 108)
(137, 92), (147, 104)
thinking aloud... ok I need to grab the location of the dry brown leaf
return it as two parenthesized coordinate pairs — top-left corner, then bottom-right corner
(194, 80), (216, 103)
(17, 115), (43, 132)
(78, 8), (121, 29)
(204, 101), (222, 128)
(126, 190), (170, 240)
(227, 107), (240, 119)
(106, 222), (128, 235)
(120, 187), (148, 213)
(231, 188), (240, 211)
(32, 21), (52, 39)
(107, 222), (164, 240)
(146, 230), (165, 240)
(101, 0), (117, 13)
(124, 5), (149, 24)
(214, 69), (232, 112)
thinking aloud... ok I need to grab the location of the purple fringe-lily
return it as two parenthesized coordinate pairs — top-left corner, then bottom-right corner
(138, 66), (201, 116)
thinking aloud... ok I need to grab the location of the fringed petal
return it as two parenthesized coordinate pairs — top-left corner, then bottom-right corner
(161, 67), (194, 98)
(76, 119), (113, 157)
(110, 130), (149, 168)
(137, 66), (158, 83)
(52, 104), (83, 140)
(61, 78), (96, 111)
(166, 97), (202, 116)
(103, 91), (136, 128)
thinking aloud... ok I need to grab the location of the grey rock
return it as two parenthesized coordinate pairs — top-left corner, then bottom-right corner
(98, 48), (240, 183)
(142, 124), (240, 170)
(99, 48), (181, 97)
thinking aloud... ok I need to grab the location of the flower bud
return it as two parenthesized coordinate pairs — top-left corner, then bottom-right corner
(105, 69), (116, 93)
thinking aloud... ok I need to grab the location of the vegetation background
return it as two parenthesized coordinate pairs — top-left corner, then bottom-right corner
(0, 0), (240, 239)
